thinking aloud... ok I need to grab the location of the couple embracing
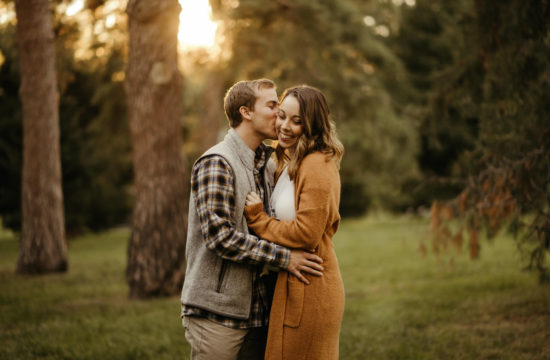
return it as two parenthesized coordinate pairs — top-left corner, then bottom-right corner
(181, 79), (345, 360)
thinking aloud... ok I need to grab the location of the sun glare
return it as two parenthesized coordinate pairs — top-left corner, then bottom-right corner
(66, 0), (84, 16)
(178, 0), (218, 49)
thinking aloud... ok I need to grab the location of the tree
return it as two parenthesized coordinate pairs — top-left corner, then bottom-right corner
(1, 1), (134, 234)
(210, 0), (419, 215)
(14, 0), (67, 273)
(179, 54), (227, 160)
(391, 0), (478, 206)
(426, 0), (550, 281)
(125, 0), (188, 298)
(197, 70), (225, 154)
(54, 1), (134, 234)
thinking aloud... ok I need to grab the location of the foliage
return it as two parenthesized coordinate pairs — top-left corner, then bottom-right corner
(423, 0), (550, 281)
(1, 217), (549, 359)
(209, 0), (420, 215)
(0, 22), (22, 231)
(58, 50), (133, 233)
(0, 2), (133, 234)
(390, 0), (478, 205)
(1, 0), (548, 290)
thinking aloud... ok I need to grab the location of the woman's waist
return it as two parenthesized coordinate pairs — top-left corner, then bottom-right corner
(313, 241), (338, 263)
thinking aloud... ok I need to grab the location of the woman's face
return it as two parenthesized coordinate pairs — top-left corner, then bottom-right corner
(276, 95), (303, 152)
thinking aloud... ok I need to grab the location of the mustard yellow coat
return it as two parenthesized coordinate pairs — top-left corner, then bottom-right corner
(245, 152), (345, 360)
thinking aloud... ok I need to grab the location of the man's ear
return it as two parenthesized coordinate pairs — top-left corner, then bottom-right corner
(239, 106), (252, 121)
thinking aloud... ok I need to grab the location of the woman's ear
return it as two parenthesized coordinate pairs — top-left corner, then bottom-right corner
(239, 106), (251, 121)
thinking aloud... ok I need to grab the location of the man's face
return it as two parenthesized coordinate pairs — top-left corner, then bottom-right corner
(249, 87), (279, 141)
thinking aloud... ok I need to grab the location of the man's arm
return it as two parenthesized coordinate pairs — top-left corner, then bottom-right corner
(193, 156), (323, 277)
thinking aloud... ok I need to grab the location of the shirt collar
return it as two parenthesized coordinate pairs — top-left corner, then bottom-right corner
(255, 142), (274, 171)
(226, 128), (274, 171)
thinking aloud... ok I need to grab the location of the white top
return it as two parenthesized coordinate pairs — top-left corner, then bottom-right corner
(270, 167), (296, 221)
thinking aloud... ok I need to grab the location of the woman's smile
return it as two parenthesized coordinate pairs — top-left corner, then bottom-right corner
(278, 132), (295, 142)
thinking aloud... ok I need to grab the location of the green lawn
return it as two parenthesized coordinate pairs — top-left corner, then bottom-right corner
(1, 217), (548, 359)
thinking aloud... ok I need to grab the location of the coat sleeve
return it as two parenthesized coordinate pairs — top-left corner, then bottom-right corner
(245, 154), (336, 250)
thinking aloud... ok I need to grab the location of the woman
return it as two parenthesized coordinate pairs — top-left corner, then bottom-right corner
(244, 85), (345, 360)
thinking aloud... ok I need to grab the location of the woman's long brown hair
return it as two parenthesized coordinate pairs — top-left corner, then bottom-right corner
(275, 85), (344, 180)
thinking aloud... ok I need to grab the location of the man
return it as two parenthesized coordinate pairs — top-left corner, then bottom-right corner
(181, 79), (324, 360)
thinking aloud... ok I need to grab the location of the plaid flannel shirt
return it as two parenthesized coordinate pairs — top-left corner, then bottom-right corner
(182, 144), (289, 329)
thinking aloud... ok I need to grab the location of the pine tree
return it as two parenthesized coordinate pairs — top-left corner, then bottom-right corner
(426, 0), (550, 281)
(125, 0), (188, 297)
(210, 0), (419, 214)
(15, 0), (67, 274)
(1, 2), (134, 234)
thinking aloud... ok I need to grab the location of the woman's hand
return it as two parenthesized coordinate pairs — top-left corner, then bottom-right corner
(245, 192), (263, 207)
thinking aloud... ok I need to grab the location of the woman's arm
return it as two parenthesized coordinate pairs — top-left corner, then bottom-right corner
(245, 154), (337, 250)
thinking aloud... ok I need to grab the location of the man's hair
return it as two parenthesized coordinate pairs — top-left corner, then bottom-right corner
(223, 79), (276, 128)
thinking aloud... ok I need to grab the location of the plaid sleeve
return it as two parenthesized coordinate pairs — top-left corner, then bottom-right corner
(192, 155), (290, 269)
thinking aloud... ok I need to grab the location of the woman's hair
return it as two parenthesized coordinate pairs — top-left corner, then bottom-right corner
(275, 85), (344, 180)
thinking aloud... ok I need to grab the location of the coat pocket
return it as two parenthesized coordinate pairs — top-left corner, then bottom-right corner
(283, 280), (305, 328)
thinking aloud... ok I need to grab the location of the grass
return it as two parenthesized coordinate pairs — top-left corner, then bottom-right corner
(0, 228), (188, 360)
(1, 216), (549, 359)
(338, 215), (550, 360)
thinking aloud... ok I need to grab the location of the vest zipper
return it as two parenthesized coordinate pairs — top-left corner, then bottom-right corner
(216, 260), (228, 293)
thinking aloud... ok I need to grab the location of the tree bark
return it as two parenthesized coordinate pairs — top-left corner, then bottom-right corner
(125, 0), (188, 298)
(15, 0), (67, 274)
(199, 71), (226, 153)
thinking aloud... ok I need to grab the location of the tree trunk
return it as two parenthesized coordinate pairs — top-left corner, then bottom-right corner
(15, 0), (67, 274)
(125, 0), (188, 298)
(199, 71), (226, 153)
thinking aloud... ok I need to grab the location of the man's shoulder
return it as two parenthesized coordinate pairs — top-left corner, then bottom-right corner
(194, 138), (230, 166)
(202, 141), (227, 158)
(193, 154), (232, 176)
(201, 139), (240, 163)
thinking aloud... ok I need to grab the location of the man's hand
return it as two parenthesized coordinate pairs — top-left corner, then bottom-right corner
(288, 250), (324, 285)
(246, 192), (263, 207)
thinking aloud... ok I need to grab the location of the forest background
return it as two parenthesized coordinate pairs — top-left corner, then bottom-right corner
(0, 0), (549, 358)
(0, 0), (549, 289)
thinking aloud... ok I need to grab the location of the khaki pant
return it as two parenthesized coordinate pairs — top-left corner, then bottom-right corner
(182, 316), (268, 360)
